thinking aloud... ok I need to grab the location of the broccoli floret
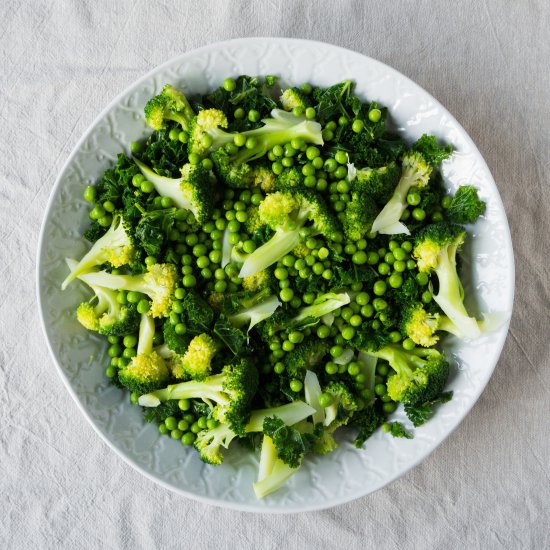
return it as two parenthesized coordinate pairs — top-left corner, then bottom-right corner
(171, 333), (219, 380)
(187, 108), (231, 157)
(365, 344), (449, 405)
(275, 167), (304, 190)
(212, 109), (323, 187)
(144, 84), (195, 131)
(118, 314), (170, 394)
(133, 159), (214, 224)
(414, 222), (480, 338)
(227, 288), (281, 333)
(447, 185), (486, 224)
(162, 320), (191, 354)
(280, 87), (311, 111)
(371, 136), (451, 235)
(284, 338), (330, 379)
(343, 192), (379, 241)
(244, 205), (263, 235)
(139, 358), (259, 435)
(62, 215), (135, 289)
(239, 189), (340, 277)
(400, 302), (464, 347)
(251, 164), (277, 192)
(68, 259), (140, 335)
(194, 400), (317, 467)
(352, 162), (400, 204)
(351, 405), (384, 448)
(194, 422), (237, 465)
(262, 416), (309, 469)
(322, 381), (362, 428)
(77, 263), (178, 318)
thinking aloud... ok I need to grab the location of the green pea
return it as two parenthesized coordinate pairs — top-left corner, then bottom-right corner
(325, 362), (338, 375)
(305, 107), (316, 119)
(139, 179), (154, 193)
(130, 140), (144, 154)
(317, 325), (330, 339)
(280, 288), (294, 302)
(393, 260), (407, 273)
(330, 345), (344, 358)
(352, 251), (367, 265)
(290, 379), (303, 392)
(402, 338), (416, 351)
(372, 298), (387, 311)
(181, 432), (196, 445)
(223, 77), (236, 91)
(83, 185), (96, 203)
(388, 273), (403, 288)
(234, 107), (245, 119)
(378, 262), (391, 275)
(407, 192), (421, 206)
(274, 362), (285, 374)
(422, 290), (432, 303)
(178, 131), (188, 143)
(412, 208), (426, 221)
(248, 109), (260, 122)
(368, 108), (382, 122)
(335, 150), (348, 165)
(342, 326), (355, 340)
(182, 274), (197, 287)
(373, 280), (387, 296)
(441, 196), (453, 209)
(318, 393), (334, 408)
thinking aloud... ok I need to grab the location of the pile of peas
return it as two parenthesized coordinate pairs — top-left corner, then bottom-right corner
(85, 76), (457, 433)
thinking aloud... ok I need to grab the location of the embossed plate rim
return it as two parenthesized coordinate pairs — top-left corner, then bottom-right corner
(37, 37), (514, 513)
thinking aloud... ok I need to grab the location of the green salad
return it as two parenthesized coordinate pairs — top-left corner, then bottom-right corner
(63, 76), (486, 498)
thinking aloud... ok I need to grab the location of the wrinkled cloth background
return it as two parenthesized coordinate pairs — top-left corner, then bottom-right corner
(1, 1), (549, 548)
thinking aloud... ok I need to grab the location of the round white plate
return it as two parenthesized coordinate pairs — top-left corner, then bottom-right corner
(37, 38), (514, 513)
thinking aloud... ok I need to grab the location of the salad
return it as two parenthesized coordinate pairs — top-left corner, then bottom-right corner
(62, 76), (485, 498)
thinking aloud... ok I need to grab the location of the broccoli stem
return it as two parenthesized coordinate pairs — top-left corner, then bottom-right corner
(245, 401), (315, 432)
(257, 434), (278, 483)
(291, 293), (351, 325)
(229, 295), (282, 333)
(238, 228), (301, 278)
(253, 458), (299, 499)
(137, 314), (155, 355)
(432, 243), (481, 339)
(133, 159), (191, 210)
(139, 375), (227, 407)
(304, 370), (325, 425)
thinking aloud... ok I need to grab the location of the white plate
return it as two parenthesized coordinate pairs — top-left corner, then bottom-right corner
(36, 38), (514, 513)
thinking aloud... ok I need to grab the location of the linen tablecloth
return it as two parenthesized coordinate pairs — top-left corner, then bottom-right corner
(1, 1), (549, 548)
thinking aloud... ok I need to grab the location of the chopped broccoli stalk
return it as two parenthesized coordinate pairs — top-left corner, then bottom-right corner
(211, 109), (323, 187)
(414, 222), (480, 338)
(76, 263), (178, 318)
(228, 290), (282, 333)
(245, 401), (316, 432)
(253, 442), (299, 499)
(447, 185), (486, 224)
(133, 159), (214, 224)
(171, 333), (219, 380)
(118, 314), (170, 394)
(400, 302), (464, 347)
(303, 370), (325, 425)
(144, 84), (195, 131)
(280, 87), (311, 111)
(62, 215), (134, 289)
(257, 434), (278, 482)
(139, 358), (259, 435)
(365, 344), (449, 406)
(239, 189), (339, 277)
(290, 292), (351, 327)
